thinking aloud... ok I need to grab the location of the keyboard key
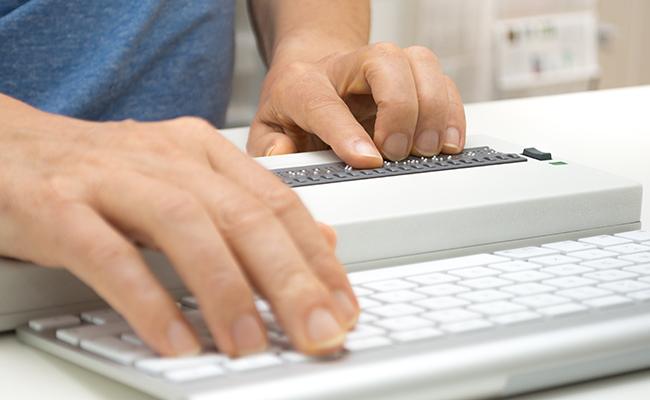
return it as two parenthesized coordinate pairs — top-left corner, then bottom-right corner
(224, 353), (283, 372)
(579, 235), (632, 247)
(495, 247), (557, 259)
(357, 312), (378, 323)
(624, 264), (650, 275)
(568, 249), (618, 260)
(81, 309), (124, 325)
(280, 351), (311, 363)
(80, 336), (154, 365)
(370, 290), (426, 304)
(346, 324), (385, 340)
(449, 267), (499, 279)
(615, 231), (650, 242)
(605, 244), (650, 255)
(56, 321), (130, 346)
(416, 284), (468, 296)
(529, 255), (581, 266)
(583, 295), (632, 309)
(628, 289), (650, 301)
(407, 273), (458, 285)
(390, 328), (442, 342)
(515, 294), (569, 308)
(557, 287), (612, 300)
(542, 241), (596, 253)
(468, 301), (526, 316)
(491, 311), (542, 325)
(414, 297), (469, 310)
(458, 289), (512, 303)
(538, 303), (587, 317)
(135, 353), (227, 374)
(620, 252), (650, 264)
(584, 270), (637, 282)
(422, 308), (481, 323)
(581, 258), (634, 270)
(490, 261), (540, 272)
(255, 299), (271, 312)
(352, 287), (374, 297)
(441, 319), (492, 333)
(502, 283), (555, 295)
(120, 333), (144, 346)
(374, 316), (434, 332)
(29, 315), (81, 332)
(598, 280), (650, 293)
(543, 276), (597, 289)
(364, 279), (417, 292)
(180, 296), (198, 309)
(500, 270), (553, 283)
(345, 336), (392, 351)
(541, 264), (592, 276)
(163, 364), (225, 382)
(357, 297), (382, 309)
(349, 253), (509, 285)
(366, 304), (424, 317)
(461, 277), (512, 289)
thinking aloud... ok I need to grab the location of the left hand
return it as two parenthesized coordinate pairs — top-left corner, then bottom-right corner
(247, 42), (466, 168)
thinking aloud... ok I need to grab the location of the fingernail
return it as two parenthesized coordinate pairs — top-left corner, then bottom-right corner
(306, 307), (345, 348)
(168, 320), (201, 356)
(353, 140), (382, 160)
(442, 127), (461, 153)
(414, 130), (440, 156)
(232, 314), (267, 355)
(264, 145), (276, 157)
(332, 290), (358, 328)
(382, 133), (409, 160)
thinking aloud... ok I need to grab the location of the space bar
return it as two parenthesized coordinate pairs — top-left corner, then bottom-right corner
(348, 253), (509, 284)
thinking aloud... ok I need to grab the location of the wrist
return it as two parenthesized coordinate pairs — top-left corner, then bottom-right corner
(0, 94), (92, 140)
(269, 30), (366, 70)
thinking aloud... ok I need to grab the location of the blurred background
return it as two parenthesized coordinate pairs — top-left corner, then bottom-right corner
(225, 0), (650, 127)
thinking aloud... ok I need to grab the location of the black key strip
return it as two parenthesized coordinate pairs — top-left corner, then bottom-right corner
(272, 146), (527, 188)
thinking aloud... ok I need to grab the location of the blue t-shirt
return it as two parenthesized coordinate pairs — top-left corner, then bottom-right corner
(0, 0), (235, 127)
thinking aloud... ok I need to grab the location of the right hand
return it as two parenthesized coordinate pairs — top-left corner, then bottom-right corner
(0, 95), (359, 357)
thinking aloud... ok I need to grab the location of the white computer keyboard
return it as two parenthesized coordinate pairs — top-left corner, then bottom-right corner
(21, 231), (650, 384)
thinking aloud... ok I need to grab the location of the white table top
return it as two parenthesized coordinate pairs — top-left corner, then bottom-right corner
(1, 86), (649, 399)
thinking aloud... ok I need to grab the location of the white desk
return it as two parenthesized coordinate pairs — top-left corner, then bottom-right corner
(1, 86), (649, 399)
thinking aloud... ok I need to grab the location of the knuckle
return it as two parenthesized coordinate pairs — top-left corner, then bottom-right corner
(303, 93), (341, 116)
(260, 185), (302, 218)
(268, 267), (320, 300)
(378, 97), (417, 114)
(215, 196), (274, 237)
(406, 45), (439, 63)
(155, 191), (205, 223)
(419, 90), (449, 112)
(372, 41), (402, 57)
(284, 61), (312, 77)
(78, 236), (134, 266)
(173, 116), (214, 132)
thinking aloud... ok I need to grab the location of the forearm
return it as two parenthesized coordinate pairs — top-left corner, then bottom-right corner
(248, 0), (370, 67)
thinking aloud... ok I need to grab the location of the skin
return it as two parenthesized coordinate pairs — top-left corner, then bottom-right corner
(247, 0), (466, 166)
(0, 0), (465, 357)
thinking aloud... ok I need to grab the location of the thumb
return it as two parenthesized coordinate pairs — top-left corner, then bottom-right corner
(247, 121), (297, 157)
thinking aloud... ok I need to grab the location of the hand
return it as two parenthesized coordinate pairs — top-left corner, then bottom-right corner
(0, 96), (359, 357)
(247, 42), (466, 168)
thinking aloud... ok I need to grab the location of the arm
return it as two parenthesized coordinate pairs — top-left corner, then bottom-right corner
(247, 0), (467, 169)
(0, 92), (357, 357)
(248, 0), (369, 67)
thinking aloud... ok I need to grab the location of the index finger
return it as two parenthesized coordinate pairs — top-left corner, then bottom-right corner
(204, 135), (360, 330)
(328, 42), (419, 161)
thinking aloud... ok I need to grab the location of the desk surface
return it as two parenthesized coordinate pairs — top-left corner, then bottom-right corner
(1, 86), (649, 399)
